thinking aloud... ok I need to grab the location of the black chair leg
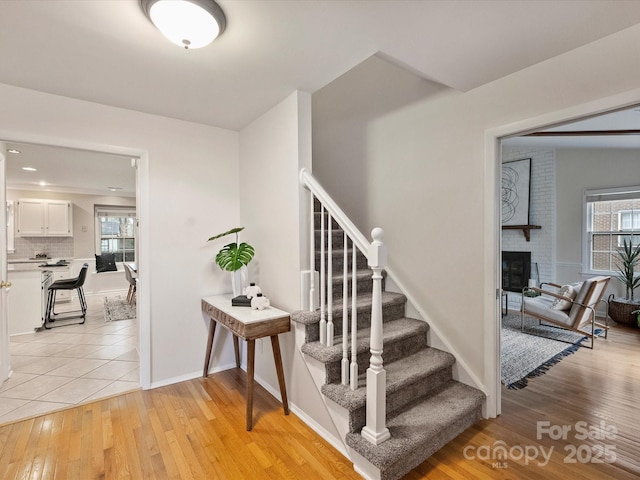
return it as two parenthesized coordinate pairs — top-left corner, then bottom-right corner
(45, 287), (87, 328)
(44, 289), (56, 328)
(78, 287), (87, 317)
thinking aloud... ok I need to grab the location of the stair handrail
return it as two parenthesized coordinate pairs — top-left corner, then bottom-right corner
(300, 167), (390, 446)
(299, 168), (370, 255)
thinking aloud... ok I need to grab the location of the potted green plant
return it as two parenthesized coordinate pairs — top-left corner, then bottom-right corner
(208, 227), (255, 296)
(608, 239), (640, 327)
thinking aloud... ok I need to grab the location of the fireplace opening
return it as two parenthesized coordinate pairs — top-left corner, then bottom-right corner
(502, 251), (531, 293)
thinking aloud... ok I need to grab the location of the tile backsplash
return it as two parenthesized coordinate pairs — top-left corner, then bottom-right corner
(9, 237), (74, 260)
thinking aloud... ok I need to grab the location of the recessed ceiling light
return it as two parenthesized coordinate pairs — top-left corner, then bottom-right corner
(22, 167), (37, 172)
(39, 181), (47, 186)
(7, 149), (20, 154)
(108, 186), (123, 191)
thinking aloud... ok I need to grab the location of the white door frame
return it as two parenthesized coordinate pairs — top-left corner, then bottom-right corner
(0, 135), (151, 390)
(483, 88), (640, 418)
(0, 143), (9, 386)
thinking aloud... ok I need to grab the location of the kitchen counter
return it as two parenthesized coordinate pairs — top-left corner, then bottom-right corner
(8, 262), (70, 272)
(8, 258), (72, 272)
(8, 263), (44, 272)
(8, 258), (52, 263)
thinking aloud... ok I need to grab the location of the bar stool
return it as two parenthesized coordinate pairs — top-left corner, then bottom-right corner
(45, 263), (89, 329)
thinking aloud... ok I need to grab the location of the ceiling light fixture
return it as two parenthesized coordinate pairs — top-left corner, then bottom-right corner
(108, 187), (123, 192)
(22, 167), (37, 172)
(140, 0), (226, 49)
(7, 149), (20, 154)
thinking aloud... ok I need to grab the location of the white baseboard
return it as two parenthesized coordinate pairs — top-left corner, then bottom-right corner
(148, 361), (237, 390)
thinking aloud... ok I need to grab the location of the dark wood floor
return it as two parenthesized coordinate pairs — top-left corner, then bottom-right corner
(0, 324), (638, 479)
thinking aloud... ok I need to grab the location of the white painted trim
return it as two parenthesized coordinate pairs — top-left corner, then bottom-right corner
(0, 145), (10, 386)
(483, 133), (501, 419)
(484, 87), (640, 419)
(150, 362), (237, 390)
(136, 152), (151, 390)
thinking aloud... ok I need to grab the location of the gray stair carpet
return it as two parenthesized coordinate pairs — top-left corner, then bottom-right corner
(292, 210), (485, 480)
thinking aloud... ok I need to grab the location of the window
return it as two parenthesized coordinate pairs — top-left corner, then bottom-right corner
(584, 187), (640, 273)
(95, 205), (136, 262)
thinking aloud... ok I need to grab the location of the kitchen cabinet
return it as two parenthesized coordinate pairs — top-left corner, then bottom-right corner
(16, 199), (73, 237)
(7, 270), (44, 336)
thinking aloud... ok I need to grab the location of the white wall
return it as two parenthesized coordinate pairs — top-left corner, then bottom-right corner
(556, 147), (640, 298)
(238, 91), (343, 447)
(0, 83), (241, 387)
(312, 24), (640, 398)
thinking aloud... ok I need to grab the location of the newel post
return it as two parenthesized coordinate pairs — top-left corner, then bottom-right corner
(361, 227), (391, 445)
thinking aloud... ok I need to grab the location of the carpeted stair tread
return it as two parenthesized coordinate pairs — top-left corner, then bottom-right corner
(301, 317), (427, 363)
(321, 348), (455, 412)
(345, 382), (485, 472)
(291, 291), (406, 326)
(316, 248), (368, 271)
(329, 269), (374, 285)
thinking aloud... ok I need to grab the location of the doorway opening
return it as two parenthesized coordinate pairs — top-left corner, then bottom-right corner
(491, 99), (640, 417)
(0, 140), (146, 424)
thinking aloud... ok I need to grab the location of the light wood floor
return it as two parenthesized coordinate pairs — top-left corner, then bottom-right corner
(0, 324), (638, 479)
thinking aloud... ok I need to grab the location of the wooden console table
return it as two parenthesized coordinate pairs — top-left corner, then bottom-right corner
(201, 294), (290, 431)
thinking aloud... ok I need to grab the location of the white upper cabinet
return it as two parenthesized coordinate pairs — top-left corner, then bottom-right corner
(16, 199), (73, 237)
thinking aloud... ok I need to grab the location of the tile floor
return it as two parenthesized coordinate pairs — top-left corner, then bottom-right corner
(0, 294), (139, 425)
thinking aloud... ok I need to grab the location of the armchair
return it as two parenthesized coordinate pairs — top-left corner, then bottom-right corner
(521, 276), (610, 349)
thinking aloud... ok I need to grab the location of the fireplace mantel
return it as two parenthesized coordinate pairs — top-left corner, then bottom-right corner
(501, 224), (541, 242)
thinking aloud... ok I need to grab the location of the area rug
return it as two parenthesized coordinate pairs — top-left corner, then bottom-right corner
(104, 296), (136, 322)
(501, 313), (599, 389)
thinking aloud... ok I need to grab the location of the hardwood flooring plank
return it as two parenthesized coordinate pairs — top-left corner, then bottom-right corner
(0, 324), (637, 479)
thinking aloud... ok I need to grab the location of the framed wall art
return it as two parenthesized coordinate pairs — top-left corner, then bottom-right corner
(502, 157), (531, 226)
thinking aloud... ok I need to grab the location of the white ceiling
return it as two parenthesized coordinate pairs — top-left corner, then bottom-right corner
(5, 143), (136, 197)
(1, 1), (640, 131)
(1, 1), (640, 190)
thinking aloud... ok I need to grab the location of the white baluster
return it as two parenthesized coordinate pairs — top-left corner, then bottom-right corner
(309, 192), (315, 311)
(361, 228), (390, 445)
(319, 205), (326, 345)
(350, 244), (358, 390)
(341, 232), (349, 386)
(327, 214), (334, 347)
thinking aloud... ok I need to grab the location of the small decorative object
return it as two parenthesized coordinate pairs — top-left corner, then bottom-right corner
(208, 227), (255, 297)
(607, 239), (640, 327)
(244, 282), (261, 299)
(632, 309), (640, 328)
(251, 293), (270, 310)
(231, 295), (252, 307)
(530, 262), (540, 287)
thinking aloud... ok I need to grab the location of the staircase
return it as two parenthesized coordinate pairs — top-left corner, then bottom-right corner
(292, 171), (485, 480)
